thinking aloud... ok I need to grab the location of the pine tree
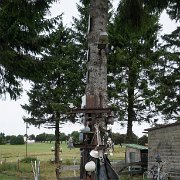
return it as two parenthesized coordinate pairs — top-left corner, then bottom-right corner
(144, 0), (180, 121)
(22, 22), (84, 164)
(153, 27), (180, 121)
(0, 0), (60, 99)
(108, 0), (162, 142)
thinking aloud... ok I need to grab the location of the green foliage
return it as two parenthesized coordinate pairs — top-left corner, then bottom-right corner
(0, 162), (17, 171)
(70, 131), (80, 143)
(153, 27), (180, 120)
(108, 1), (162, 141)
(21, 21), (84, 164)
(64, 159), (72, 165)
(145, 0), (180, 21)
(35, 133), (48, 142)
(72, 0), (90, 81)
(111, 133), (126, 145)
(10, 135), (24, 145)
(60, 133), (67, 141)
(0, 132), (6, 145)
(22, 22), (84, 128)
(0, 0), (60, 99)
(35, 133), (55, 143)
(138, 135), (148, 145)
(29, 134), (35, 140)
(20, 156), (37, 163)
(111, 132), (144, 144)
(116, 0), (148, 30)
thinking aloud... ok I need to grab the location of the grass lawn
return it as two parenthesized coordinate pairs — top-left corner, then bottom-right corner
(0, 173), (18, 180)
(0, 142), (125, 163)
(0, 141), (80, 162)
(0, 142), (143, 179)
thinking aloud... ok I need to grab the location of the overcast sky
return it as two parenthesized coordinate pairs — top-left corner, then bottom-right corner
(0, 0), (179, 137)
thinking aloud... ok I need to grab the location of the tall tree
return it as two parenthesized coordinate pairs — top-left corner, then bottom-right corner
(0, 0), (59, 99)
(144, 0), (180, 121)
(108, 0), (162, 142)
(22, 22), (84, 164)
(153, 27), (180, 121)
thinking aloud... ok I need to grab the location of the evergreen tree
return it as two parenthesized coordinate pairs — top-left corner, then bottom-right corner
(0, 0), (60, 99)
(144, 0), (180, 121)
(22, 22), (84, 163)
(153, 27), (180, 121)
(138, 134), (148, 145)
(72, 0), (90, 83)
(145, 0), (180, 21)
(108, 0), (162, 142)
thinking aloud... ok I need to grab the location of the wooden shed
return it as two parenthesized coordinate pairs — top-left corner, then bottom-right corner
(125, 144), (148, 170)
(145, 121), (180, 179)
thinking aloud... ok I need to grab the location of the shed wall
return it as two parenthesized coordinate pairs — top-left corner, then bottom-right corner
(148, 125), (180, 171)
(126, 147), (141, 163)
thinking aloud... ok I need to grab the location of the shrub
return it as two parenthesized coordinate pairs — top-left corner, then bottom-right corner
(65, 159), (71, 165)
(20, 156), (37, 163)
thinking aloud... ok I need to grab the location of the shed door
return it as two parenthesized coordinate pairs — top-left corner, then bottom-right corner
(129, 152), (135, 162)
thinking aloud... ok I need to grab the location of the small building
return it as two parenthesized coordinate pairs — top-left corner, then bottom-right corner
(145, 122), (180, 179)
(125, 144), (148, 170)
(23, 137), (35, 144)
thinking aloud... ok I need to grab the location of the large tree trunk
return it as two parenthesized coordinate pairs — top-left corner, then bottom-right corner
(54, 113), (61, 180)
(80, 0), (119, 179)
(86, 0), (108, 109)
(82, 0), (109, 179)
(126, 67), (136, 143)
(55, 118), (60, 163)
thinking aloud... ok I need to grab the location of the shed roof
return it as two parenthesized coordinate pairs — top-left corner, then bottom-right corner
(125, 144), (148, 150)
(145, 121), (180, 132)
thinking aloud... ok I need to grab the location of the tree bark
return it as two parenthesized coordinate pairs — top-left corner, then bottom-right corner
(55, 117), (60, 163)
(54, 113), (61, 180)
(126, 67), (136, 142)
(86, 0), (108, 109)
(83, 1), (109, 179)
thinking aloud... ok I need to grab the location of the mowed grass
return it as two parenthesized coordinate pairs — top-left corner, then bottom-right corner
(0, 173), (18, 180)
(0, 142), (126, 179)
(0, 141), (80, 162)
(0, 142), (125, 163)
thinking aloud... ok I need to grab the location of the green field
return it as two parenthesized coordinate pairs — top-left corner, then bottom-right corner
(0, 174), (18, 180)
(0, 142), (81, 162)
(0, 142), (144, 179)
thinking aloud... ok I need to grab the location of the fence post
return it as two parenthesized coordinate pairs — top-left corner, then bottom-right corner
(31, 160), (40, 180)
(73, 157), (77, 177)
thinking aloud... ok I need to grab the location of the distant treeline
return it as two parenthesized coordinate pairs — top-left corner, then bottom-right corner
(0, 132), (148, 145)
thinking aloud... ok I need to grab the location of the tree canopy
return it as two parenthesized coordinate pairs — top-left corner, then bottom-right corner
(108, 1), (162, 141)
(22, 22), (83, 127)
(0, 0), (60, 99)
